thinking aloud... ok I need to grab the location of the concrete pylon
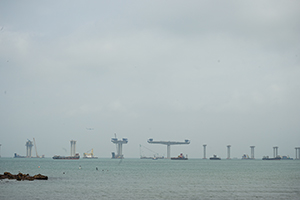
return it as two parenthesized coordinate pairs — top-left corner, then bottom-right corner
(250, 146), (255, 159)
(227, 145), (231, 159)
(203, 144), (207, 159)
(25, 140), (33, 158)
(273, 146), (278, 158)
(111, 137), (128, 159)
(295, 147), (300, 160)
(70, 140), (76, 156)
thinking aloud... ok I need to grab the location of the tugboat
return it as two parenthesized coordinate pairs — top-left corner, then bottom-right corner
(210, 155), (221, 160)
(171, 153), (188, 160)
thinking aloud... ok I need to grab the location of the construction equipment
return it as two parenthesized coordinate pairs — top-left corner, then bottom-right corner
(147, 138), (190, 159)
(139, 144), (164, 159)
(83, 148), (98, 159)
(33, 138), (39, 158)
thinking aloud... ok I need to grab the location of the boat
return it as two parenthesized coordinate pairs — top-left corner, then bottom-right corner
(140, 155), (164, 159)
(262, 156), (281, 160)
(111, 152), (124, 159)
(281, 156), (293, 160)
(83, 149), (98, 159)
(171, 153), (188, 160)
(242, 154), (250, 159)
(139, 144), (164, 159)
(140, 156), (153, 159)
(53, 153), (80, 160)
(14, 153), (26, 158)
(210, 155), (221, 160)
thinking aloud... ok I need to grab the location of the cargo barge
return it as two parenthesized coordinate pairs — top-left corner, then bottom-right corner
(262, 156), (281, 160)
(14, 153), (26, 158)
(53, 153), (80, 160)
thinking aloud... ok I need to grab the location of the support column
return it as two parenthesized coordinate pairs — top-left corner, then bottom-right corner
(117, 143), (122, 156)
(273, 146), (278, 158)
(167, 144), (170, 159)
(227, 145), (231, 159)
(70, 141), (72, 156)
(26, 140), (33, 158)
(120, 144), (123, 156)
(250, 146), (255, 159)
(70, 140), (76, 156)
(203, 144), (207, 159)
(296, 147), (300, 160)
(29, 146), (32, 158)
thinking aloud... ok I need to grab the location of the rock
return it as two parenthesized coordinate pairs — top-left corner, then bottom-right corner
(0, 172), (48, 181)
(33, 174), (48, 180)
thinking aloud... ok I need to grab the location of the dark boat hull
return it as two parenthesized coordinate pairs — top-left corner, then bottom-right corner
(171, 157), (188, 160)
(53, 156), (80, 160)
(262, 157), (281, 160)
(14, 153), (26, 158)
(210, 157), (221, 160)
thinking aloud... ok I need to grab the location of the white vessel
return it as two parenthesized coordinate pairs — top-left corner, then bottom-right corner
(83, 149), (98, 159)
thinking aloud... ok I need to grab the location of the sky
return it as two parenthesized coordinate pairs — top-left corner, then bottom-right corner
(0, 0), (300, 159)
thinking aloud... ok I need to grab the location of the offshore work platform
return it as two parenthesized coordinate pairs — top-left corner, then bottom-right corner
(147, 138), (190, 159)
(111, 136), (128, 159)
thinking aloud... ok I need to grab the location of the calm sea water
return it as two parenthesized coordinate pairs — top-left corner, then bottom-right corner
(0, 158), (299, 200)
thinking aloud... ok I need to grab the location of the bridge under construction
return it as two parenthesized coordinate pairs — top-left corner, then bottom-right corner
(111, 136), (128, 159)
(147, 138), (190, 159)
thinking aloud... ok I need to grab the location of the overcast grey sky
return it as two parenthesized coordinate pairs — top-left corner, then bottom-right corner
(0, 1), (299, 158)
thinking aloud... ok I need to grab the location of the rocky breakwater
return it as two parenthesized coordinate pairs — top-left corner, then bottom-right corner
(0, 172), (48, 181)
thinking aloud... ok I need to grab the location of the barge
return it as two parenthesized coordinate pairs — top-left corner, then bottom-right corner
(53, 153), (80, 160)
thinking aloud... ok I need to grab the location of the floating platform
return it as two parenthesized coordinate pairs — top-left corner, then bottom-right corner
(53, 153), (80, 160)
(262, 156), (281, 160)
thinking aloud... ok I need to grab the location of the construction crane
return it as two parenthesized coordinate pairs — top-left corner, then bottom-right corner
(33, 138), (39, 158)
(139, 144), (164, 159)
(83, 148), (94, 157)
(83, 148), (98, 159)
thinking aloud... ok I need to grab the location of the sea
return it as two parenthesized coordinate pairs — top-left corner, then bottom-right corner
(0, 158), (299, 200)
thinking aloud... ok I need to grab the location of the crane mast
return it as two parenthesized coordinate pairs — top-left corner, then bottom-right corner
(33, 138), (39, 158)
